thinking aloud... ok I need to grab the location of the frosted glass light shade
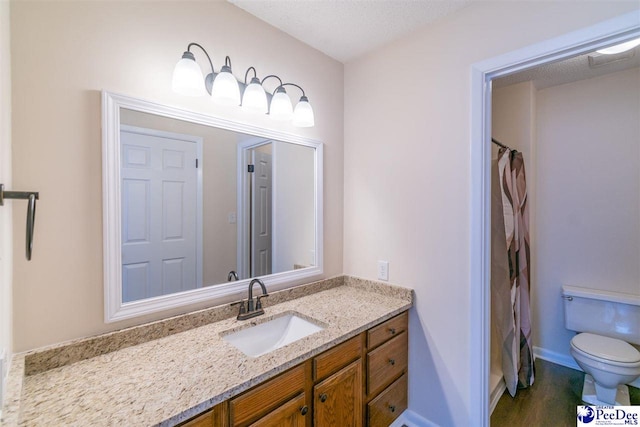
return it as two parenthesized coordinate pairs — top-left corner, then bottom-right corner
(242, 78), (268, 114)
(212, 66), (241, 106)
(172, 52), (206, 96)
(292, 96), (314, 127)
(269, 89), (293, 121)
(596, 38), (640, 55)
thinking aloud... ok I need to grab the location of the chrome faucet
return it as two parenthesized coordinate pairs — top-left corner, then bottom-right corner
(227, 270), (239, 281)
(232, 278), (269, 320)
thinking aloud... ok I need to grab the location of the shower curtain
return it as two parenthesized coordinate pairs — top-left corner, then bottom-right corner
(492, 147), (534, 397)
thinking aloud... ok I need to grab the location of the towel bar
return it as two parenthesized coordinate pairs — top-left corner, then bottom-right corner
(0, 183), (39, 260)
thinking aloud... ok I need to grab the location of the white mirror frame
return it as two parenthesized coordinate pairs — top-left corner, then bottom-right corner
(102, 91), (324, 323)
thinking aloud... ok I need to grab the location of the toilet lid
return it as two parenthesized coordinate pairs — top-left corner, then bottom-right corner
(572, 333), (640, 363)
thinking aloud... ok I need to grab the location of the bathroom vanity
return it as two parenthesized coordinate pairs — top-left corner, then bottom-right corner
(1, 276), (412, 426)
(182, 312), (408, 426)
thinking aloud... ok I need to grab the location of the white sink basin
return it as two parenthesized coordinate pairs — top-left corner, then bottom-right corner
(222, 313), (325, 358)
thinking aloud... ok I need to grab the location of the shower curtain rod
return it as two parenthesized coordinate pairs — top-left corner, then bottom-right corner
(491, 138), (515, 151)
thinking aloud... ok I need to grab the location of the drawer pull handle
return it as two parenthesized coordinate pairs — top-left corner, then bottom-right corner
(389, 405), (396, 413)
(389, 328), (396, 334)
(300, 405), (309, 416)
(389, 358), (396, 366)
(319, 393), (327, 403)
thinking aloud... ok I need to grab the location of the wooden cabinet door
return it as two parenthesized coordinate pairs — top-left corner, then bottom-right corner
(314, 359), (362, 427)
(249, 393), (308, 427)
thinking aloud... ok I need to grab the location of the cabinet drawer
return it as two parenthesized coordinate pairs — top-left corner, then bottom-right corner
(367, 332), (407, 396)
(313, 334), (362, 381)
(367, 312), (408, 350)
(367, 374), (408, 427)
(230, 363), (306, 426)
(249, 393), (307, 427)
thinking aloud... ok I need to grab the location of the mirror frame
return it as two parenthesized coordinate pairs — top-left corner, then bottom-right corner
(102, 91), (324, 322)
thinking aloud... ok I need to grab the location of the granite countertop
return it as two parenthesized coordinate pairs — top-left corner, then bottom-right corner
(1, 276), (413, 426)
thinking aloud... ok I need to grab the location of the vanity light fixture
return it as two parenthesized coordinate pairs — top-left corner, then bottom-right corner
(211, 56), (241, 106)
(171, 48), (207, 96)
(172, 43), (315, 127)
(596, 37), (640, 55)
(242, 67), (268, 114)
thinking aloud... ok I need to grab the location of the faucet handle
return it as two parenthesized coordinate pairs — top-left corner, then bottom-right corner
(231, 300), (246, 316)
(256, 294), (269, 310)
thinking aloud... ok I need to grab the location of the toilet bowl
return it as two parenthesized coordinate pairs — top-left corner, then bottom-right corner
(569, 333), (640, 405)
(562, 285), (640, 406)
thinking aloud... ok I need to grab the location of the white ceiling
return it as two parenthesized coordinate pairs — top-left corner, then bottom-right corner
(228, 0), (473, 63)
(228, 1), (640, 88)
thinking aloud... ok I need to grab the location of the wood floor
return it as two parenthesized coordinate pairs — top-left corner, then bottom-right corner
(491, 359), (640, 427)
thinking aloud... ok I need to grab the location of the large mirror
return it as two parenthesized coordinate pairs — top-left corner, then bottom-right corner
(102, 91), (323, 322)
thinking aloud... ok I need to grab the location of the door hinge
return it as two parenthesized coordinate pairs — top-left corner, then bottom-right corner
(248, 164), (254, 173)
(195, 159), (199, 168)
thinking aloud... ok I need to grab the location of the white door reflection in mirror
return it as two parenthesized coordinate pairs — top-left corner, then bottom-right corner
(102, 91), (323, 323)
(120, 125), (203, 302)
(250, 145), (272, 278)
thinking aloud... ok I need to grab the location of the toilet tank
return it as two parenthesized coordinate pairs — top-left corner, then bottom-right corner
(562, 285), (640, 345)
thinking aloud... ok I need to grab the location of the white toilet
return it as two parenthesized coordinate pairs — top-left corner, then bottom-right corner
(562, 285), (640, 406)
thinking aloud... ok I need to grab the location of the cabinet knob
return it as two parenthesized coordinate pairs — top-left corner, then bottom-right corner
(389, 358), (396, 366)
(319, 393), (327, 403)
(389, 405), (396, 413)
(300, 405), (309, 416)
(389, 328), (396, 334)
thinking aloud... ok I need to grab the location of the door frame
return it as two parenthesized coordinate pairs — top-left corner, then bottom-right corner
(237, 138), (274, 279)
(469, 11), (640, 426)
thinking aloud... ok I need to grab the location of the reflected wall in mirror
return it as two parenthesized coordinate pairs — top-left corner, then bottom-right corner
(103, 91), (323, 322)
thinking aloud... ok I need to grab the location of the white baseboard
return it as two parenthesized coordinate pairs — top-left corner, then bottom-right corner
(533, 346), (581, 371)
(533, 346), (640, 389)
(489, 377), (506, 415)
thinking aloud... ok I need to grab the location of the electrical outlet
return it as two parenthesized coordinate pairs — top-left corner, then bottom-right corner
(377, 260), (389, 281)
(228, 212), (237, 224)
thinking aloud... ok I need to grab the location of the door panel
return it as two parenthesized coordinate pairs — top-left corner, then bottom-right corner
(121, 128), (199, 302)
(251, 149), (272, 277)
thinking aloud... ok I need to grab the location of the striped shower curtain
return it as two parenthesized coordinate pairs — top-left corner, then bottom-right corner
(493, 147), (534, 397)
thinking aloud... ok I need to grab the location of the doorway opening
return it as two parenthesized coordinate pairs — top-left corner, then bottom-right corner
(470, 11), (640, 426)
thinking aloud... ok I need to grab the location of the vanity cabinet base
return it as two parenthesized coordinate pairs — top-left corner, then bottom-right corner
(178, 311), (408, 427)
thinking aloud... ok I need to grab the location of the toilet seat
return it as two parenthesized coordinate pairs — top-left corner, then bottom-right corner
(571, 333), (640, 364)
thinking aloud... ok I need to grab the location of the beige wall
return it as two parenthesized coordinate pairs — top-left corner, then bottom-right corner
(344, 2), (638, 425)
(11, 1), (343, 352)
(534, 67), (640, 358)
(1, 0), (13, 380)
